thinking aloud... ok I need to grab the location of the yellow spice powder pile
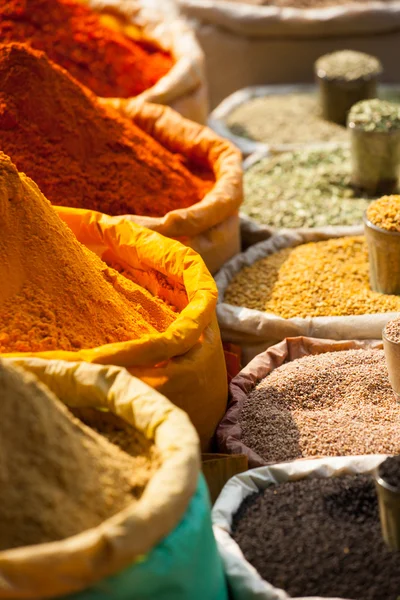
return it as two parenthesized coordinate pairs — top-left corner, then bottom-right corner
(366, 195), (400, 232)
(0, 152), (176, 353)
(225, 236), (400, 318)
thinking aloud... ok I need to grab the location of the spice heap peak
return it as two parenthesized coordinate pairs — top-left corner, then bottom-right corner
(0, 0), (173, 98)
(367, 195), (400, 232)
(0, 361), (145, 551)
(0, 43), (213, 217)
(0, 152), (176, 353)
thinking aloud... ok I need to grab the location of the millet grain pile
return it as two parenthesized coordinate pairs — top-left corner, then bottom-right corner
(0, 362), (158, 551)
(240, 349), (400, 463)
(225, 236), (400, 318)
(232, 474), (400, 600)
(227, 93), (347, 146)
(316, 50), (382, 81)
(379, 455), (400, 488)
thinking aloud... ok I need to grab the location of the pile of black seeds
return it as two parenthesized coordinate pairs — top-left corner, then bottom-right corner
(379, 455), (400, 489)
(232, 474), (400, 599)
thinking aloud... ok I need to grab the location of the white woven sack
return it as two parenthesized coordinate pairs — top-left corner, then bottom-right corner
(178, 0), (400, 109)
(215, 227), (400, 364)
(212, 454), (387, 600)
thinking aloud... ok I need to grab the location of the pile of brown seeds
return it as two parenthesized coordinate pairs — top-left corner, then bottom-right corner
(366, 195), (400, 231)
(316, 50), (382, 81)
(224, 236), (400, 318)
(232, 474), (400, 600)
(240, 349), (400, 463)
(226, 93), (347, 145)
(385, 317), (400, 343)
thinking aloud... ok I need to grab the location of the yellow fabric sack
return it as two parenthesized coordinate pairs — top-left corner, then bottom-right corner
(2, 209), (228, 450)
(99, 101), (243, 274)
(84, 0), (208, 123)
(0, 357), (200, 598)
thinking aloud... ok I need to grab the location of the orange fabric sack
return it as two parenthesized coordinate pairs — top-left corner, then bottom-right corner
(2, 208), (228, 450)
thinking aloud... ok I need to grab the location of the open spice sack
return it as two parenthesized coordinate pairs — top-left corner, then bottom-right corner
(178, 0), (400, 109)
(0, 43), (241, 274)
(0, 357), (228, 600)
(212, 454), (395, 600)
(0, 153), (227, 450)
(215, 227), (400, 364)
(0, 0), (207, 123)
(215, 336), (400, 468)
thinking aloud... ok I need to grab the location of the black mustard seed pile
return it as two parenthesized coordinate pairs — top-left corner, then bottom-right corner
(232, 474), (400, 600)
(379, 455), (400, 489)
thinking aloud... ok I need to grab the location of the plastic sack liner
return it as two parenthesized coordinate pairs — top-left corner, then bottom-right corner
(178, 0), (400, 109)
(212, 454), (387, 600)
(0, 357), (206, 598)
(96, 101), (242, 274)
(1, 208), (228, 451)
(215, 226), (399, 365)
(84, 0), (208, 123)
(217, 336), (383, 468)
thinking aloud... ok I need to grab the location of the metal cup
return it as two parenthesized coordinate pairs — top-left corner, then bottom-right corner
(364, 213), (400, 295)
(375, 463), (400, 551)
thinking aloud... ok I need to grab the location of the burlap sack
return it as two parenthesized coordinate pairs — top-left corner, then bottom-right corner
(178, 0), (400, 109)
(0, 358), (200, 598)
(215, 227), (399, 364)
(97, 101), (243, 274)
(85, 0), (208, 123)
(212, 454), (387, 600)
(217, 336), (383, 468)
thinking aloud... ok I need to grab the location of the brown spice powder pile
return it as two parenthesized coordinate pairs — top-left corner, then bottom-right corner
(0, 152), (177, 353)
(0, 361), (159, 551)
(385, 317), (400, 343)
(241, 349), (400, 464)
(225, 236), (400, 318)
(366, 195), (400, 232)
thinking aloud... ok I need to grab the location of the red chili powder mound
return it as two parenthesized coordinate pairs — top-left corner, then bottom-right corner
(0, 43), (214, 218)
(0, 0), (173, 98)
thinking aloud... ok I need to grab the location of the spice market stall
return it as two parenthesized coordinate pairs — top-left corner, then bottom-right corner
(212, 455), (400, 600)
(0, 358), (228, 599)
(0, 152), (227, 450)
(178, 0), (400, 109)
(0, 0), (208, 123)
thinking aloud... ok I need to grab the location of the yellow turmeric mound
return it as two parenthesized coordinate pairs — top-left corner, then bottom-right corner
(0, 153), (176, 353)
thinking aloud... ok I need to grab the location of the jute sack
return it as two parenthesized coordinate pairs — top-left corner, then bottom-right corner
(217, 336), (383, 468)
(212, 454), (387, 600)
(2, 208), (228, 451)
(215, 226), (399, 365)
(97, 101), (243, 274)
(0, 358), (227, 600)
(84, 0), (208, 123)
(178, 0), (400, 109)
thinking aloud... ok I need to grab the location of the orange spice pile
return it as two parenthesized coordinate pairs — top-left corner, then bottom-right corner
(0, 153), (177, 354)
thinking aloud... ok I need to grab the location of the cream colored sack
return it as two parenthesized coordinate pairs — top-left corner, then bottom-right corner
(215, 226), (399, 364)
(84, 0), (208, 123)
(0, 358), (199, 599)
(98, 101), (243, 274)
(179, 0), (400, 109)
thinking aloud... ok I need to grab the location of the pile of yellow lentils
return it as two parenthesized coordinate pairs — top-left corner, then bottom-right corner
(224, 236), (400, 318)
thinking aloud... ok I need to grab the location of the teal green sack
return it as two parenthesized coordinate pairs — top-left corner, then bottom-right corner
(65, 477), (227, 600)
